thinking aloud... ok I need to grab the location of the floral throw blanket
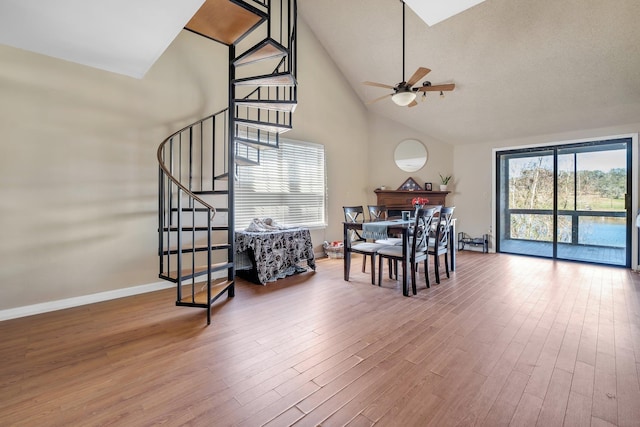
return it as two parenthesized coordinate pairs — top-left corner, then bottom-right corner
(235, 228), (316, 284)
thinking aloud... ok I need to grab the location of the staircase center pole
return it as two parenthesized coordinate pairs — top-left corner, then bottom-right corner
(228, 43), (236, 285)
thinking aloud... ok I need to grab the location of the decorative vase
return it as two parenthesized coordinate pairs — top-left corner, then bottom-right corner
(439, 185), (448, 191)
(414, 204), (423, 218)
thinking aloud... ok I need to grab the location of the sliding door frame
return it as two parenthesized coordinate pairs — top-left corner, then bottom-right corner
(491, 133), (638, 269)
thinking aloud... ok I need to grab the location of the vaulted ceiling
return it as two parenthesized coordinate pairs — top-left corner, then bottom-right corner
(0, 0), (638, 146)
(298, 0), (640, 145)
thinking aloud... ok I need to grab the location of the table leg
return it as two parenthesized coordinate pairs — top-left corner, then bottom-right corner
(402, 228), (409, 296)
(344, 223), (351, 281)
(450, 220), (456, 271)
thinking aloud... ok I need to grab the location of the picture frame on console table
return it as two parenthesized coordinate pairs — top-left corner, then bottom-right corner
(398, 177), (422, 191)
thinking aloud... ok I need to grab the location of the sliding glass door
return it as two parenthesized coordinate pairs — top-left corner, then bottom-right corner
(496, 138), (631, 267)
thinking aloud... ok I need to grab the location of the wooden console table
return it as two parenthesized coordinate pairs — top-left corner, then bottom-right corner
(375, 190), (450, 214)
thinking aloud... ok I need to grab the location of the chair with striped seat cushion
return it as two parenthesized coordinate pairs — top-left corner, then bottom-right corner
(343, 206), (391, 285)
(428, 206), (455, 284)
(377, 207), (438, 294)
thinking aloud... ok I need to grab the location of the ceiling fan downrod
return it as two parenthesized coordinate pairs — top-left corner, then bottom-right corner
(401, 0), (406, 85)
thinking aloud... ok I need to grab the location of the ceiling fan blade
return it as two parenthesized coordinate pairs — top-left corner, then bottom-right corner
(406, 67), (431, 88)
(366, 93), (392, 105)
(407, 100), (418, 108)
(363, 81), (395, 90)
(417, 83), (456, 92)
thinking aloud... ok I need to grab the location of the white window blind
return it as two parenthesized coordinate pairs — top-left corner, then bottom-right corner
(235, 138), (327, 229)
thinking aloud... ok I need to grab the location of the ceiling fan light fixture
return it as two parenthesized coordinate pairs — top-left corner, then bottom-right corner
(361, 1), (455, 107)
(392, 90), (417, 106)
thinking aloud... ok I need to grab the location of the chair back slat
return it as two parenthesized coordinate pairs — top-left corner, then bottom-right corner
(435, 207), (455, 247)
(412, 207), (437, 255)
(343, 206), (364, 223)
(343, 206), (365, 242)
(367, 205), (388, 222)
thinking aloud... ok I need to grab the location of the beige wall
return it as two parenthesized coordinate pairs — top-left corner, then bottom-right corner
(452, 125), (640, 252)
(0, 31), (230, 310)
(367, 113), (454, 206)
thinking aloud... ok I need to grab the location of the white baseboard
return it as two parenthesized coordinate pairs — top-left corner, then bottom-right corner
(0, 262), (316, 322)
(0, 281), (174, 322)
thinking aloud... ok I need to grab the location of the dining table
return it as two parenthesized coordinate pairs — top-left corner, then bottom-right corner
(343, 218), (456, 296)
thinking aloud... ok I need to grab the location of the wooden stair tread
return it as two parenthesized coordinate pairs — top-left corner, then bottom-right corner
(234, 136), (278, 150)
(163, 226), (229, 232)
(170, 207), (228, 212)
(191, 189), (229, 195)
(234, 39), (287, 66)
(234, 100), (297, 113)
(178, 279), (234, 305)
(167, 262), (233, 281)
(185, 0), (265, 45)
(235, 119), (291, 134)
(163, 243), (231, 255)
(234, 72), (296, 87)
(235, 156), (260, 166)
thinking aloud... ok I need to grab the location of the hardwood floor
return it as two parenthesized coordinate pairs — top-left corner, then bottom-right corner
(1, 252), (640, 426)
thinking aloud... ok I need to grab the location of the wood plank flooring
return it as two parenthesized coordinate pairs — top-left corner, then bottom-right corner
(1, 252), (640, 426)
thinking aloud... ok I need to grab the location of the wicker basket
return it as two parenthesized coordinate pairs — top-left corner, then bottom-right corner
(324, 242), (344, 259)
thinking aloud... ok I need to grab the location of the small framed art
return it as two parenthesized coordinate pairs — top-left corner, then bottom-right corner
(424, 183), (432, 191)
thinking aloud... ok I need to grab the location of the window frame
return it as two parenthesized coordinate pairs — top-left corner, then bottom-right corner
(235, 137), (327, 230)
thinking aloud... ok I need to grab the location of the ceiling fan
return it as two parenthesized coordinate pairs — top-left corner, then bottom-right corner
(363, 1), (455, 108)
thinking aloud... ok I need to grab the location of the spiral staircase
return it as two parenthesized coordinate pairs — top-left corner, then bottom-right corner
(157, 0), (297, 324)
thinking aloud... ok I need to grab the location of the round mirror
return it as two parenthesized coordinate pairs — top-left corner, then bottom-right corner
(394, 139), (427, 172)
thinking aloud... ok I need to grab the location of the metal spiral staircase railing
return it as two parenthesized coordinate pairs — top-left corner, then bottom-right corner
(158, 0), (297, 324)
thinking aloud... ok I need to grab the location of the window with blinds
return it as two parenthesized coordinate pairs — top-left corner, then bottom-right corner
(235, 138), (327, 229)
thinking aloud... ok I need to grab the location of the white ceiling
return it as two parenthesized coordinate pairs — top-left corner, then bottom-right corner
(0, 0), (204, 79)
(0, 0), (638, 145)
(298, 0), (640, 145)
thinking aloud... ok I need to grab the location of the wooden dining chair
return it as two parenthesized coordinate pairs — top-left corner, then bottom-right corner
(343, 206), (389, 284)
(428, 206), (455, 284)
(377, 207), (437, 295)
